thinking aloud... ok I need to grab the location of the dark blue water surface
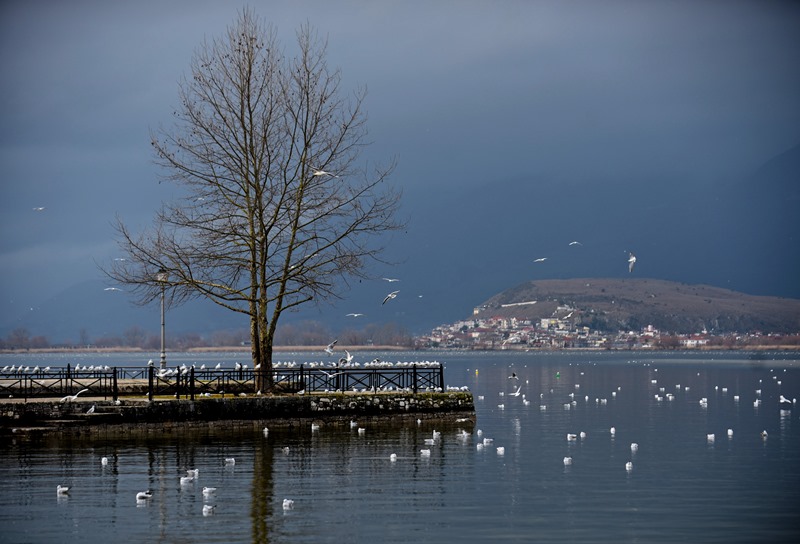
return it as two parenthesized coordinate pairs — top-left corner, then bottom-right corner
(1, 350), (799, 543)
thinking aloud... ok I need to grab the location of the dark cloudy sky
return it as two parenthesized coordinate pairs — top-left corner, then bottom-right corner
(1, 1), (799, 336)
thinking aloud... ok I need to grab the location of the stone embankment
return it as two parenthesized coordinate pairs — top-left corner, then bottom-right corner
(1, 392), (475, 437)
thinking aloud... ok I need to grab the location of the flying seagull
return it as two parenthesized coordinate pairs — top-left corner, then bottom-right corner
(382, 277), (401, 282)
(33, 207), (46, 211)
(312, 169), (338, 178)
(533, 257), (547, 263)
(628, 252), (637, 273)
(60, 388), (89, 403)
(324, 340), (338, 356)
(509, 385), (522, 397)
(345, 313), (364, 317)
(104, 287), (123, 292)
(382, 290), (399, 305)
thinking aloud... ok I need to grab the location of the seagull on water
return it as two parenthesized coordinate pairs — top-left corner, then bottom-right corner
(136, 490), (153, 500)
(57, 485), (70, 495)
(203, 504), (216, 516)
(628, 252), (636, 273)
(60, 389), (89, 403)
(625, 461), (633, 472)
(382, 290), (399, 305)
(224, 457), (236, 465)
(203, 486), (217, 496)
(282, 499), (295, 510)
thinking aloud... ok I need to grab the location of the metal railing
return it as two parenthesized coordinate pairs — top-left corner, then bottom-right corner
(0, 363), (445, 401)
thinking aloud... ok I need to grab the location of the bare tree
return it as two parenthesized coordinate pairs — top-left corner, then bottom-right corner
(105, 10), (402, 391)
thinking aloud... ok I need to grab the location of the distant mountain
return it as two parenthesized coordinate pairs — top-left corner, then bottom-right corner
(474, 278), (800, 334)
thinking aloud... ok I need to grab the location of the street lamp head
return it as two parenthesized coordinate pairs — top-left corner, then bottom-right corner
(156, 268), (169, 283)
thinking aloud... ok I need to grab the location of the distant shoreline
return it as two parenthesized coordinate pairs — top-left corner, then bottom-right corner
(1, 345), (798, 355)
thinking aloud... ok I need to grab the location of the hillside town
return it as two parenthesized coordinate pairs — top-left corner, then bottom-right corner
(416, 304), (800, 351)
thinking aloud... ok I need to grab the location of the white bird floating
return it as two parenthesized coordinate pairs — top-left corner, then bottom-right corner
(180, 476), (194, 486)
(203, 487), (217, 496)
(496, 447), (505, 456)
(57, 485), (70, 495)
(187, 469), (199, 478)
(420, 449), (431, 457)
(101, 457), (109, 466)
(563, 456), (573, 466)
(136, 490), (153, 501)
(631, 443), (639, 452)
(625, 461), (633, 472)
(203, 504), (216, 516)
(224, 457), (236, 466)
(282, 498), (295, 510)
(389, 453), (397, 462)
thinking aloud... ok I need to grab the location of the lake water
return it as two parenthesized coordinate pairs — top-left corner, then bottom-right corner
(1, 350), (799, 543)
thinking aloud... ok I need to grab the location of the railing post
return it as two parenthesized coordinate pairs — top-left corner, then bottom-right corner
(176, 371), (181, 400)
(112, 367), (118, 402)
(299, 364), (305, 392)
(438, 364), (444, 392)
(190, 367), (195, 401)
(413, 364), (418, 394)
(148, 365), (154, 402)
(66, 363), (71, 395)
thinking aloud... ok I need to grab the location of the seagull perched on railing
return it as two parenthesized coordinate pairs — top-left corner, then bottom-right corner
(338, 350), (353, 364)
(60, 389), (89, 403)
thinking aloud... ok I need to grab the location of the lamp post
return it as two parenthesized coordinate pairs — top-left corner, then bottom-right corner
(157, 268), (169, 370)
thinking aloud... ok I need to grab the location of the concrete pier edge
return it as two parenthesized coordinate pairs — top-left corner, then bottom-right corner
(1, 392), (475, 437)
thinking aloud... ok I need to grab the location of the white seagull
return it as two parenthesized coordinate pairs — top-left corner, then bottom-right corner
(60, 389), (89, 403)
(568, 241), (582, 246)
(345, 313), (364, 317)
(203, 486), (217, 496)
(202, 504), (216, 516)
(382, 290), (399, 305)
(86, 404), (95, 414)
(283, 498), (295, 510)
(509, 385), (522, 397)
(312, 169), (337, 178)
(628, 252), (637, 273)
(382, 277), (401, 282)
(57, 485), (70, 495)
(533, 257), (548, 263)
(136, 490), (153, 501)
(103, 287), (123, 292)
(33, 207), (46, 211)
(324, 340), (338, 356)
